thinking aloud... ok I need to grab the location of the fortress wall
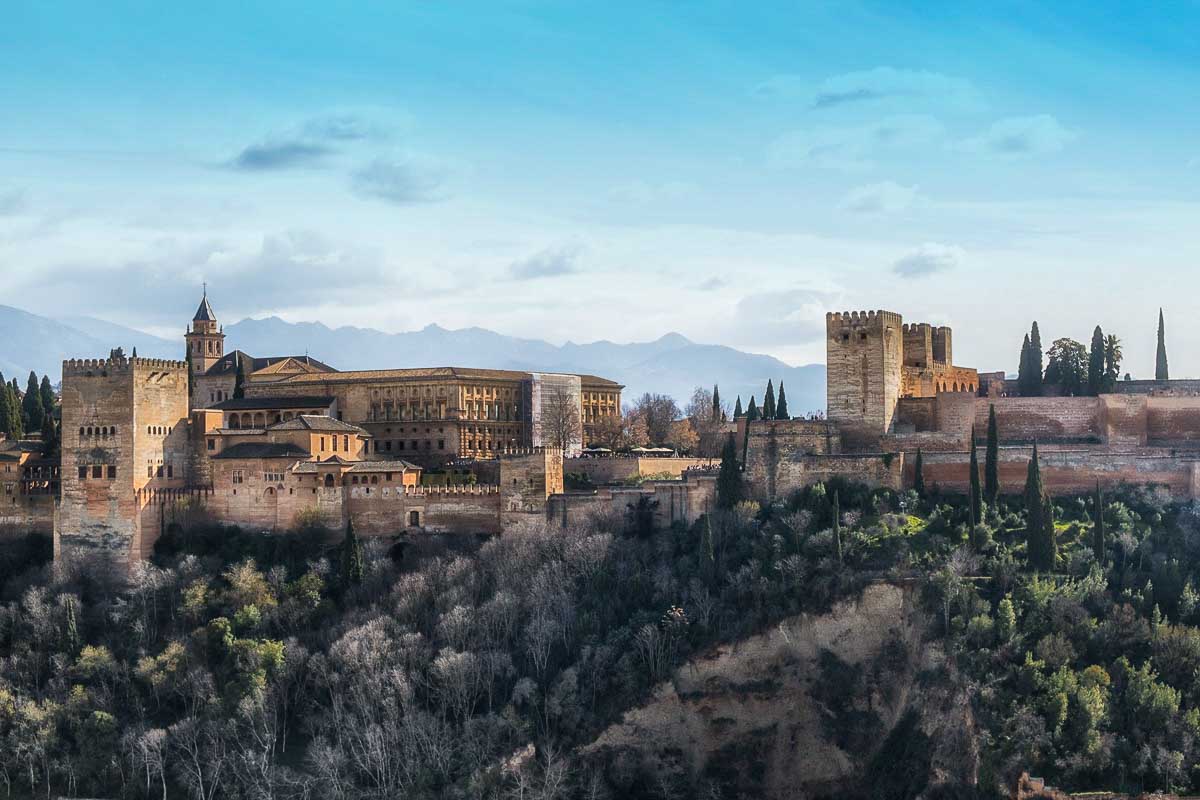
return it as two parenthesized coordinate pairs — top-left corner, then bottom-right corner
(1101, 394), (1149, 446)
(894, 397), (937, 431)
(936, 392), (978, 437)
(564, 456), (716, 484)
(1146, 396), (1200, 443)
(972, 397), (1102, 443)
(913, 447), (1196, 499)
(348, 485), (502, 535)
(547, 475), (717, 530)
(0, 495), (55, 534)
(885, 432), (968, 453)
(743, 419), (843, 496)
(750, 453), (903, 501)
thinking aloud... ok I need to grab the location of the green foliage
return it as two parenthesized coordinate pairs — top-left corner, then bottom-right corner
(775, 381), (789, 419)
(913, 448), (925, 497)
(762, 380), (776, 420)
(746, 395), (758, 422)
(1088, 325), (1106, 396)
(1045, 337), (1089, 396)
(341, 518), (364, 587)
(985, 404), (1000, 503)
(968, 428), (982, 529)
(716, 434), (743, 510)
(733, 395), (743, 418)
(22, 370), (45, 432)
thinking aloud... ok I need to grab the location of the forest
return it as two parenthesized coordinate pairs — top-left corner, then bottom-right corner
(2, 465), (1200, 798)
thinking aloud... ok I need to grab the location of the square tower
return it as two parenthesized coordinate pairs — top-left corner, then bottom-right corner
(58, 355), (191, 571)
(826, 310), (903, 440)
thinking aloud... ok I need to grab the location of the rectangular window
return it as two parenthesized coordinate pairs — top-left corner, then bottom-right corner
(438, 439), (445, 450)
(320, 437), (327, 451)
(148, 465), (154, 478)
(333, 435), (338, 452)
(79, 466), (88, 480)
(385, 441), (393, 452)
(107, 465), (117, 480)
(397, 441), (404, 450)
(207, 438), (215, 451)
(343, 435), (349, 451)
(167, 465), (173, 478)
(156, 466), (164, 478)
(92, 465), (102, 479)
(232, 470), (244, 485)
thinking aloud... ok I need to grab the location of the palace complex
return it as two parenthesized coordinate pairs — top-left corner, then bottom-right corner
(7, 299), (1200, 572)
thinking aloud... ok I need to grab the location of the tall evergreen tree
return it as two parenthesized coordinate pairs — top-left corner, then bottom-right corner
(1017, 334), (1032, 396)
(233, 354), (247, 399)
(38, 376), (55, 418)
(1093, 481), (1106, 567)
(0, 371), (10, 438)
(832, 490), (843, 567)
(775, 382), (789, 419)
(2, 377), (22, 438)
(968, 428), (982, 526)
(733, 396), (743, 418)
(913, 448), (925, 497)
(1024, 444), (1055, 570)
(985, 404), (1000, 504)
(746, 396), (759, 422)
(762, 380), (776, 419)
(1029, 322), (1044, 396)
(22, 371), (44, 432)
(1087, 325), (1106, 396)
(716, 434), (744, 510)
(341, 518), (364, 587)
(41, 414), (59, 456)
(711, 384), (721, 422)
(63, 597), (80, 655)
(1156, 308), (1169, 381)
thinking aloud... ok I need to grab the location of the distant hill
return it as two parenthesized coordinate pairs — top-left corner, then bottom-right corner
(0, 305), (826, 410)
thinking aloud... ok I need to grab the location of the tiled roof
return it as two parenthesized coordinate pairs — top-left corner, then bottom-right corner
(210, 395), (335, 411)
(263, 366), (622, 388)
(349, 460), (422, 472)
(202, 351), (337, 378)
(212, 442), (311, 460)
(193, 294), (217, 322)
(266, 415), (369, 434)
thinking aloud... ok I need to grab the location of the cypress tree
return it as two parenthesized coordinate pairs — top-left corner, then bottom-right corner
(233, 353), (247, 399)
(4, 379), (22, 438)
(1024, 444), (1055, 570)
(775, 381), (789, 419)
(711, 384), (721, 422)
(38, 376), (54, 417)
(1087, 325), (1105, 396)
(1039, 494), (1057, 571)
(63, 597), (80, 655)
(746, 396), (759, 422)
(968, 427), (982, 526)
(1029, 322), (1044, 396)
(716, 434), (744, 509)
(733, 396), (743, 418)
(832, 490), (843, 566)
(132, 346), (138, 358)
(0, 370), (10, 438)
(985, 405), (1000, 504)
(341, 518), (364, 587)
(1156, 308), (1169, 381)
(1018, 334), (1032, 396)
(913, 448), (925, 497)
(41, 414), (59, 456)
(1093, 481), (1106, 567)
(22, 371), (44, 432)
(762, 380), (776, 419)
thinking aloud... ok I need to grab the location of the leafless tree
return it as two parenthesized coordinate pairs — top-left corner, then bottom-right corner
(630, 393), (680, 445)
(542, 387), (582, 453)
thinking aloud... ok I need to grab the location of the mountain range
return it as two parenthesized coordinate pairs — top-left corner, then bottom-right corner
(0, 305), (826, 413)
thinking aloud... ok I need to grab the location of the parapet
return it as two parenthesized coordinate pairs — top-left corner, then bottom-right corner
(826, 310), (903, 332)
(63, 356), (188, 378)
(498, 446), (562, 459)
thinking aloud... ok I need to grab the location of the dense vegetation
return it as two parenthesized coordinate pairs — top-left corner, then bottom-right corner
(3, 468), (1200, 797)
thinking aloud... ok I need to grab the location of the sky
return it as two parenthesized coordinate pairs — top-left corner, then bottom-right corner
(1, 1), (1198, 376)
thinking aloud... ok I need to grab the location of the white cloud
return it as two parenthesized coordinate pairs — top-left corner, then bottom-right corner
(892, 242), (965, 278)
(838, 181), (919, 214)
(729, 288), (839, 344)
(963, 115), (1077, 157)
(350, 156), (450, 204)
(509, 244), (584, 279)
(768, 115), (945, 170)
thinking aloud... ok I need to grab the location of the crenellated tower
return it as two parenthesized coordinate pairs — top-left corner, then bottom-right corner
(826, 310), (904, 443)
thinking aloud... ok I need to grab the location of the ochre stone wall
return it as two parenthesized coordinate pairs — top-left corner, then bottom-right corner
(0, 494), (55, 534)
(972, 397), (1102, 443)
(1101, 395), (1148, 446)
(1146, 396), (1200, 443)
(564, 456), (716, 484)
(743, 419), (844, 498)
(500, 449), (563, 527)
(546, 475), (717, 530)
(348, 485), (502, 535)
(826, 311), (903, 442)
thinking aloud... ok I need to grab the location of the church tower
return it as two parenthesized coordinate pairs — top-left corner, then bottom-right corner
(185, 288), (224, 379)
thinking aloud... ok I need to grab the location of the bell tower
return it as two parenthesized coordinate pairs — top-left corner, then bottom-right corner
(185, 286), (224, 379)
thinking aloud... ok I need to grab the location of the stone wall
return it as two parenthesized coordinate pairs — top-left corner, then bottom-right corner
(826, 311), (903, 443)
(500, 449), (563, 527)
(564, 456), (717, 484)
(349, 485), (502, 535)
(743, 419), (854, 498)
(1146, 396), (1200, 444)
(972, 397), (1103, 443)
(546, 474), (717, 530)
(0, 494), (55, 534)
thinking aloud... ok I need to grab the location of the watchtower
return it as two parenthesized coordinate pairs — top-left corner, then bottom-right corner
(185, 289), (225, 398)
(826, 310), (904, 440)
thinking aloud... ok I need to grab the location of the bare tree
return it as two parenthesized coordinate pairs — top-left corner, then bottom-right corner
(542, 387), (582, 453)
(630, 393), (680, 445)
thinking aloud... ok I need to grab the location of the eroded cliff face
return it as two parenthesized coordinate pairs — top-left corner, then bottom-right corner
(586, 583), (978, 799)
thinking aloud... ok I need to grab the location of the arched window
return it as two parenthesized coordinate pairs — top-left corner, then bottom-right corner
(409, 510), (420, 527)
(79, 427), (85, 437)
(323, 474), (335, 488)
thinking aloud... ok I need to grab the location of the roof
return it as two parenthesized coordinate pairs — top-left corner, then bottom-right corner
(202, 351), (337, 378)
(261, 365), (622, 388)
(194, 294), (217, 322)
(212, 442), (311, 460)
(267, 414), (369, 434)
(349, 460), (422, 472)
(210, 395), (335, 411)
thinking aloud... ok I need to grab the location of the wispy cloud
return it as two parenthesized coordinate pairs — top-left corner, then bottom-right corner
(838, 181), (919, 214)
(892, 242), (965, 278)
(302, 113), (390, 142)
(349, 157), (449, 204)
(509, 244), (583, 280)
(768, 115), (944, 170)
(729, 288), (836, 344)
(698, 277), (727, 291)
(963, 114), (1076, 157)
(231, 141), (334, 171)
(755, 67), (982, 111)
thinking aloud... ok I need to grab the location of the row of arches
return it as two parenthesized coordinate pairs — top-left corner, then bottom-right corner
(80, 426), (116, 438)
(937, 381), (977, 394)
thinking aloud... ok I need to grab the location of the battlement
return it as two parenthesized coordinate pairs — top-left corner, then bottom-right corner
(826, 309), (903, 332)
(62, 356), (188, 378)
(497, 446), (562, 459)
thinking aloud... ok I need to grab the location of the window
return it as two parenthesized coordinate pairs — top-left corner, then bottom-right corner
(79, 466), (88, 480)
(438, 439), (445, 450)
(107, 465), (117, 479)
(156, 466), (164, 478)
(332, 435), (338, 452)
(343, 435), (349, 451)
(397, 441), (404, 450)
(320, 437), (327, 451)
(167, 465), (173, 478)
(232, 470), (244, 484)
(148, 465), (154, 478)
(385, 441), (393, 452)
(207, 438), (215, 451)
(92, 465), (102, 479)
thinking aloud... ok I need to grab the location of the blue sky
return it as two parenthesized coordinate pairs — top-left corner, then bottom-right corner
(2, 1), (1198, 375)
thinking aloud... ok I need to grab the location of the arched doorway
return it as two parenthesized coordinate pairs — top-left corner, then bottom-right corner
(324, 474), (335, 488)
